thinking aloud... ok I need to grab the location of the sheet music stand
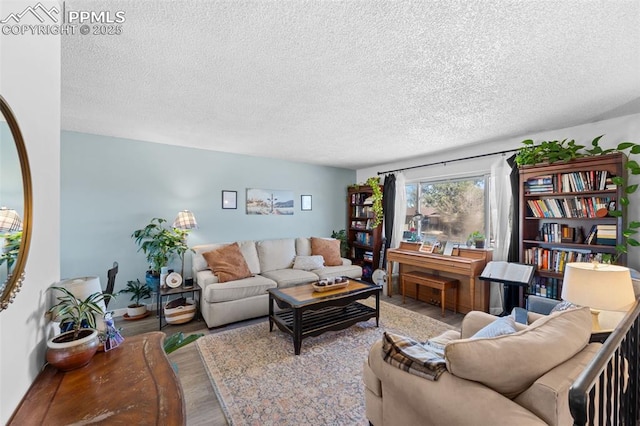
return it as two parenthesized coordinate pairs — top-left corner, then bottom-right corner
(479, 261), (536, 316)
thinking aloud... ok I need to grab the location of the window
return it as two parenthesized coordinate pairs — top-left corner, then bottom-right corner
(405, 176), (490, 246)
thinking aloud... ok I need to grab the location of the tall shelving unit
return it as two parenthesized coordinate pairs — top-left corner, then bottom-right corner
(519, 153), (626, 301)
(347, 185), (383, 281)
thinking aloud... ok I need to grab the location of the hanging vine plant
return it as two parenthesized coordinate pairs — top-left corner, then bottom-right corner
(366, 176), (383, 228)
(515, 135), (640, 263)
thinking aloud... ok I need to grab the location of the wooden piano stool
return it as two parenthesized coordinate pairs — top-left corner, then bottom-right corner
(402, 271), (458, 317)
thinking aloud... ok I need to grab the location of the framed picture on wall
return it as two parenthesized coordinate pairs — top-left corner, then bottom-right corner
(246, 188), (294, 215)
(301, 195), (312, 211)
(222, 190), (237, 209)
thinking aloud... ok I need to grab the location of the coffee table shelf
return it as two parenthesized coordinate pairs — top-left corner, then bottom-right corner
(273, 302), (377, 336)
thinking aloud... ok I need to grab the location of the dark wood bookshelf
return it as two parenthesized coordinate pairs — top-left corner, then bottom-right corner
(518, 153), (626, 302)
(347, 185), (383, 281)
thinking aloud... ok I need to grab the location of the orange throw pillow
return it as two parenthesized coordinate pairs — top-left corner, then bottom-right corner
(202, 243), (253, 283)
(310, 237), (342, 266)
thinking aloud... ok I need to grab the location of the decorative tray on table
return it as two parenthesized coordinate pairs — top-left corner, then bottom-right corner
(312, 277), (349, 292)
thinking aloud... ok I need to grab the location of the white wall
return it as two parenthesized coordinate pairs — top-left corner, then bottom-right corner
(0, 0), (61, 421)
(357, 113), (640, 271)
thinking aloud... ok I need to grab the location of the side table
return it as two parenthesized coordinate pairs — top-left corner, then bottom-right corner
(157, 284), (202, 330)
(8, 332), (185, 425)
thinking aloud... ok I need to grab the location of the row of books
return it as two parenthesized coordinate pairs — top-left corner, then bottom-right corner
(352, 205), (374, 218)
(527, 277), (561, 300)
(523, 247), (604, 273)
(362, 251), (374, 262)
(526, 196), (612, 218)
(354, 232), (373, 246)
(538, 223), (576, 243)
(584, 224), (617, 246)
(525, 170), (615, 194)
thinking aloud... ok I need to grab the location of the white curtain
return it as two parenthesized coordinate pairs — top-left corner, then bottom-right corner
(489, 156), (514, 315)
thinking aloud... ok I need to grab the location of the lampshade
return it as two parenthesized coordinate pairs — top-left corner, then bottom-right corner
(561, 263), (635, 312)
(172, 210), (198, 230)
(56, 276), (107, 313)
(0, 207), (22, 232)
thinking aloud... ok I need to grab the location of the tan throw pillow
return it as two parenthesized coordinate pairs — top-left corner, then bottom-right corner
(202, 243), (253, 283)
(444, 306), (592, 399)
(310, 237), (342, 266)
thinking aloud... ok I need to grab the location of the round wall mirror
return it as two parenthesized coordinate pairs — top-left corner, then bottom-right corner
(0, 95), (32, 312)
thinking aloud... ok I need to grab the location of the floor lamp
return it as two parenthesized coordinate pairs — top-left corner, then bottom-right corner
(172, 210), (198, 277)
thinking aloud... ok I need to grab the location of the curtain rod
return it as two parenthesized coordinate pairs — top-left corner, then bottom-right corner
(377, 148), (519, 176)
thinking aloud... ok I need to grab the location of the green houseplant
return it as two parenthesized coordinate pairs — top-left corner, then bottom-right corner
(119, 279), (152, 318)
(468, 231), (485, 249)
(131, 217), (191, 289)
(46, 286), (112, 371)
(366, 177), (384, 228)
(0, 231), (22, 270)
(515, 135), (640, 263)
(331, 229), (349, 258)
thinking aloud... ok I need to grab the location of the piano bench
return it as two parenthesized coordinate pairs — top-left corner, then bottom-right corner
(401, 271), (458, 317)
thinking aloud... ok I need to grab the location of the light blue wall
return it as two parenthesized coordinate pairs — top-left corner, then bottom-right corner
(61, 131), (355, 310)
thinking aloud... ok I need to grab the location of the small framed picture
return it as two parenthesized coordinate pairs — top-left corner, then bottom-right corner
(222, 190), (237, 209)
(301, 195), (312, 211)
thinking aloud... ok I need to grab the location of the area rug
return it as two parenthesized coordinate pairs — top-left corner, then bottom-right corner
(196, 300), (456, 425)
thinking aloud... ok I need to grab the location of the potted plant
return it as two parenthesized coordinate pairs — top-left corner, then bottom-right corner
(46, 286), (112, 371)
(131, 217), (191, 290)
(331, 229), (349, 258)
(119, 279), (152, 318)
(468, 231), (485, 249)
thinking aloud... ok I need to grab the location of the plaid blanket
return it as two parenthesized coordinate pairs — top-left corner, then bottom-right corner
(381, 332), (447, 381)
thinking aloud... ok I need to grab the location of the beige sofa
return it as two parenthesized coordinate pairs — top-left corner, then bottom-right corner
(192, 237), (363, 328)
(363, 306), (601, 425)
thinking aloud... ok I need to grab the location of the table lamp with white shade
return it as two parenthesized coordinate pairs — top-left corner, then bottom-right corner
(561, 262), (636, 331)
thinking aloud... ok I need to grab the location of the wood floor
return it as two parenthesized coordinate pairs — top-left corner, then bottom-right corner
(117, 284), (464, 426)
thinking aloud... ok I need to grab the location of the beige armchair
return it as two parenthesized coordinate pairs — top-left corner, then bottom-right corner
(363, 307), (601, 426)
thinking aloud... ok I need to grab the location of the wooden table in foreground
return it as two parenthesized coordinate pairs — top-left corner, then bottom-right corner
(268, 279), (381, 355)
(386, 243), (492, 314)
(8, 332), (185, 425)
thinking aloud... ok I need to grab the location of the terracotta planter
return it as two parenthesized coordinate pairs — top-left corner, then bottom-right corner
(127, 304), (147, 318)
(46, 329), (99, 371)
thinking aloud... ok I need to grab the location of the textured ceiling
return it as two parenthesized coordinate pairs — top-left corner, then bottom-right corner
(61, 0), (640, 170)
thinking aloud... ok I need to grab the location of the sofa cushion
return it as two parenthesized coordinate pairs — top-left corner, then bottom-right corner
(292, 255), (325, 271)
(257, 239), (296, 273)
(202, 275), (277, 303)
(444, 306), (592, 399)
(312, 263), (363, 280)
(192, 241), (260, 275)
(260, 269), (318, 288)
(295, 237), (312, 256)
(202, 243), (253, 283)
(311, 237), (342, 266)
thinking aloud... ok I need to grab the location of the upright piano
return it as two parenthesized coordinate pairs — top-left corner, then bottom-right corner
(386, 242), (492, 314)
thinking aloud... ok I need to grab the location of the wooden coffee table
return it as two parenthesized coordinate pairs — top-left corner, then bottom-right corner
(268, 278), (381, 355)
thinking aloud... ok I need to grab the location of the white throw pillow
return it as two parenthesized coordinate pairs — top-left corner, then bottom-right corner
(292, 255), (325, 271)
